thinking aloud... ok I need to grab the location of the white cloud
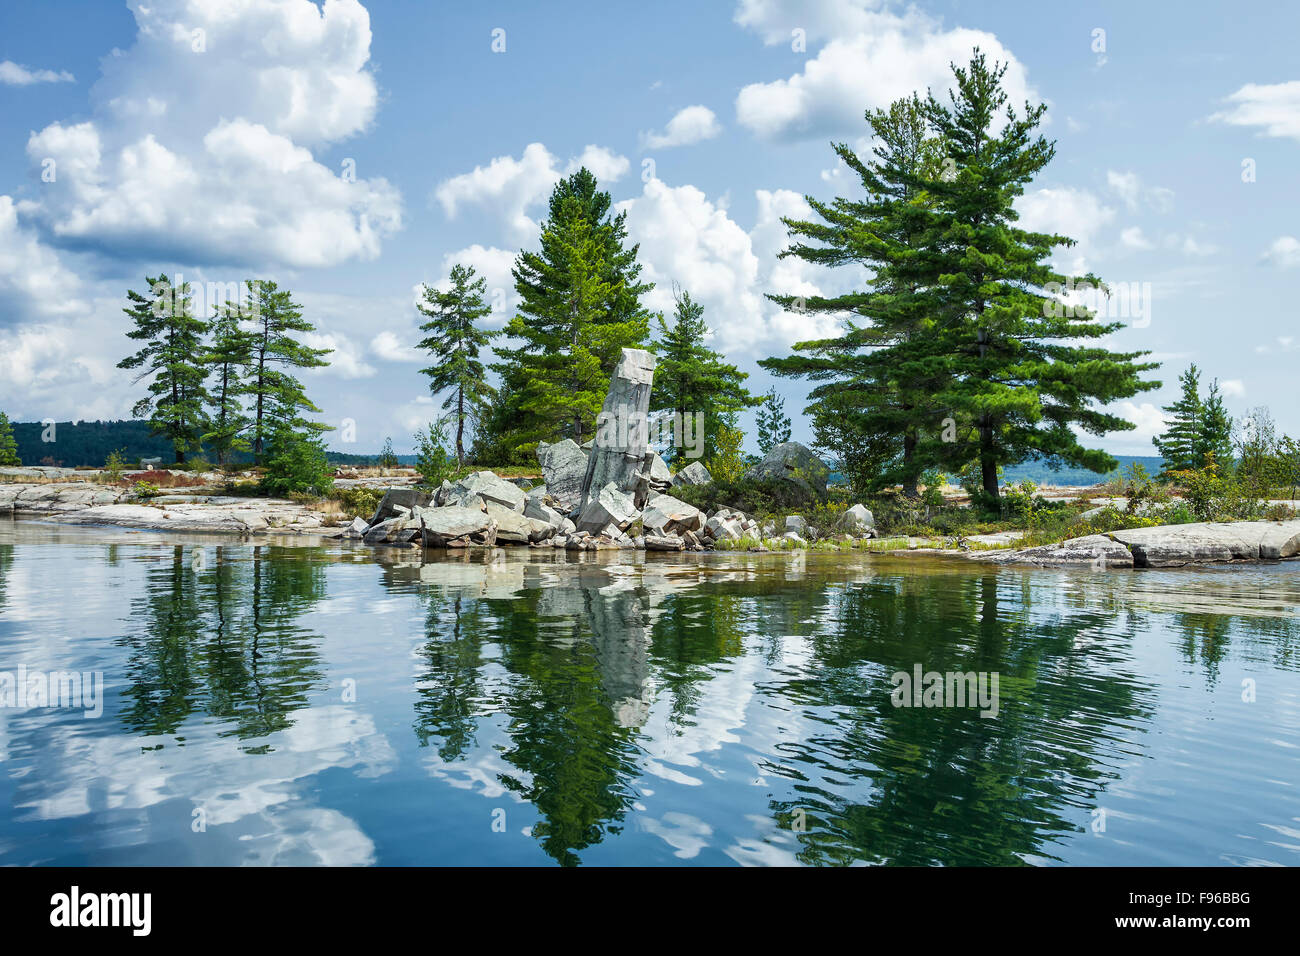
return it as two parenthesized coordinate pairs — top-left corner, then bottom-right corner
(1114, 401), (1169, 445)
(1209, 80), (1300, 141)
(303, 331), (375, 380)
(1015, 187), (1115, 274)
(617, 179), (844, 359)
(1263, 235), (1300, 268)
(1120, 226), (1153, 250)
(1219, 379), (1246, 398)
(1176, 236), (1217, 257)
(0, 196), (90, 323)
(434, 143), (628, 246)
(1106, 170), (1174, 213)
(18, 0), (400, 269)
(640, 106), (722, 149)
(436, 244), (518, 329)
(370, 330), (420, 363)
(0, 61), (75, 86)
(1254, 335), (1297, 355)
(566, 145), (631, 182)
(734, 3), (1038, 141)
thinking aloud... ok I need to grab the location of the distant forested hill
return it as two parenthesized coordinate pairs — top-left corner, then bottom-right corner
(13, 420), (177, 467)
(8, 419), (400, 467)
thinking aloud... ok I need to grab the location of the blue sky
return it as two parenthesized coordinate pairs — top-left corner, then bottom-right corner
(1, 0), (1297, 456)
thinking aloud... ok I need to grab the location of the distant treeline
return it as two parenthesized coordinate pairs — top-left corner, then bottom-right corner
(10, 419), (397, 468)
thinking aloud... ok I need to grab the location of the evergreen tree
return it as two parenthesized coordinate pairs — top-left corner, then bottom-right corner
(242, 280), (333, 464)
(117, 274), (210, 464)
(0, 412), (19, 466)
(492, 169), (653, 453)
(1153, 364), (1204, 473)
(708, 418), (748, 484)
(1200, 379), (1234, 467)
(414, 418), (455, 488)
(201, 304), (255, 467)
(921, 52), (1159, 504)
(755, 388), (792, 454)
(377, 436), (399, 469)
(259, 423), (333, 497)
(416, 263), (498, 466)
(651, 288), (756, 462)
(1153, 365), (1234, 474)
(761, 95), (951, 497)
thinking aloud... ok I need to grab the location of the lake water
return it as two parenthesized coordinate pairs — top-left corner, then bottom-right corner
(1, 517), (1297, 866)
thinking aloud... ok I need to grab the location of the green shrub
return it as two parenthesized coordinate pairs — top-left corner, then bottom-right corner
(332, 486), (383, 520)
(103, 449), (127, 483)
(259, 431), (334, 498)
(414, 420), (455, 488)
(131, 480), (160, 500)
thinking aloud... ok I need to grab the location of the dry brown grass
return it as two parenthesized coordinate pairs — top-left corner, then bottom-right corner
(123, 470), (209, 489)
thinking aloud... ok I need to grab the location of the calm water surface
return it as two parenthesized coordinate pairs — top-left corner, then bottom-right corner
(1, 517), (1297, 866)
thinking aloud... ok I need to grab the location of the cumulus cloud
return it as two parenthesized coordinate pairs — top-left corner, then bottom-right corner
(1015, 187), (1115, 274)
(1114, 401), (1169, 445)
(434, 244), (519, 329)
(0, 61), (75, 85)
(434, 143), (629, 246)
(566, 145), (630, 182)
(1263, 235), (1300, 268)
(1219, 379), (1246, 398)
(1120, 226), (1153, 250)
(1106, 170), (1174, 213)
(1209, 81), (1300, 141)
(617, 179), (844, 359)
(733, 2), (1039, 141)
(369, 330), (420, 363)
(0, 196), (90, 324)
(18, 0), (401, 269)
(640, 106), (722, 149)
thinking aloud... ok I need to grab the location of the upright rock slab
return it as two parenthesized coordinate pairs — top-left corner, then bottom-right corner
(579, 348), (657, 512)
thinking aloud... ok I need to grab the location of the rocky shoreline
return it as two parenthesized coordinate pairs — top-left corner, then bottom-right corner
(4, 474), (1298, 571)
(6, 344), (1297, 571)
(966, 519), (1300, 569)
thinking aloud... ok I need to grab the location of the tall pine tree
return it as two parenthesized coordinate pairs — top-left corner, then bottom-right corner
(117, 274), (210, 464)
(492, 169), (652, 454)
(416, 263), (498, 466)
(760, 95), (950, 497)
(651, 288), (756, 463)
(201, 303), (256, 467)
(922, 52), (1158, 503)
(242, 280), (333, 464)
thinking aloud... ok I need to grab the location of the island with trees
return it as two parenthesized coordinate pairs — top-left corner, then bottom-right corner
(2, 53), (1297, 568)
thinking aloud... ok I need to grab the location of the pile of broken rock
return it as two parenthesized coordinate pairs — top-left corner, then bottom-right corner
(342, 348), (875, 554)
(343, 453), (767, 553)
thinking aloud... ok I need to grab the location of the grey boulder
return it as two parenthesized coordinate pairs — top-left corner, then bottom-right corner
(673, 461), (712, 487)
(368, 488), (433, 526)
(448, 471), (525, 512)
(744, 441), (829, 502)
(536, 439), (589, 513)
(576, 482), (639, 534)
